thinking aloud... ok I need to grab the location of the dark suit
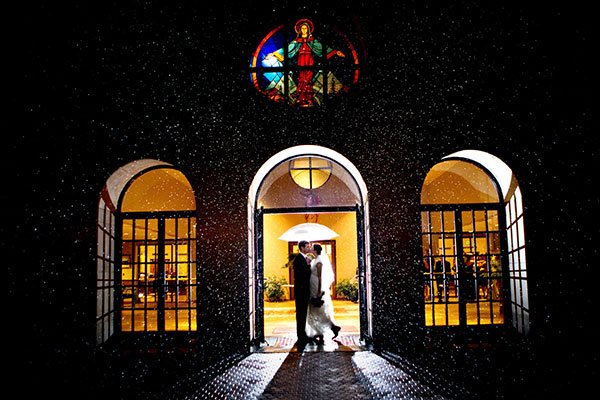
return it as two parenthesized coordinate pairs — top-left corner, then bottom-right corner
(293, 252), (311, 342)
(434, 259), (450, 301)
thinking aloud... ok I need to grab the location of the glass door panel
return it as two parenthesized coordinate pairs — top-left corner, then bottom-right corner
(120, 214), (197, 333)
(121, 218), (160, 332)
(423, 208), (505, 327)
(164, 216), (197, 332)
(423, 211), (459, 326)
(461, 208), (504, 326)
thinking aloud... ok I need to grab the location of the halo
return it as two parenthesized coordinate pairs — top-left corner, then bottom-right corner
(295, 19), (314, 34)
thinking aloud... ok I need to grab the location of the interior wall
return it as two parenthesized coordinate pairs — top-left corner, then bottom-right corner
(263, 212), (358, 300)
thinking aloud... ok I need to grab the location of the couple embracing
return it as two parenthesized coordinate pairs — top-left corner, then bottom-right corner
(293, 240), (341, 346)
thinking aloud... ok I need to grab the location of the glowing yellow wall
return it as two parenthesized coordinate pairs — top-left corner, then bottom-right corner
(263, 212), (358, 300)
(121, 168), (196, 212)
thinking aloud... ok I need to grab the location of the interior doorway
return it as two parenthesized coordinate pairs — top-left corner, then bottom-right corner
(261, 212), (361, 342)
(248, 145), (371, 349)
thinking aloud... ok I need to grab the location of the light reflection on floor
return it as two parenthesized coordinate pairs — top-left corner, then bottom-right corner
(190, 353), (288, 399)
(188, 350), (456, 399)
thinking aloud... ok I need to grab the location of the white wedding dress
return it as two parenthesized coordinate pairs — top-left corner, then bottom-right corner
(305, 253), (337, 338)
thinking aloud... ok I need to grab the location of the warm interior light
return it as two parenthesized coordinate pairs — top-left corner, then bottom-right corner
(289, 157), (332, 189)
(121, 168), (196, 212)
(421, 160), (500, 204)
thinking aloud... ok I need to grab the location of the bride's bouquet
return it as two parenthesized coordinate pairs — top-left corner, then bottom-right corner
(310, 295), (324, 307)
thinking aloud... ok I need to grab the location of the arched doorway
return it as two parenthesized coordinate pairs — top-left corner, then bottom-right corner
(96, 159), (198, 345)
(421, 150), (529, 334)
(248, 145), (371, 347)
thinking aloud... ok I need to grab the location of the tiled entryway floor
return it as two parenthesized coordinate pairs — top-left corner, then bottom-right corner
(190, 350), (458, 399)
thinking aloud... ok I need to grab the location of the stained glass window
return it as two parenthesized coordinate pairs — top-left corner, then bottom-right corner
(249, 19), (360, 106)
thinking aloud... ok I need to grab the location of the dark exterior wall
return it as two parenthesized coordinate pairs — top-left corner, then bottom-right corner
(14, 1), (593, 396)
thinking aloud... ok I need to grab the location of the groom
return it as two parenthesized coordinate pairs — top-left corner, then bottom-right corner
(293, 240), (312, 346)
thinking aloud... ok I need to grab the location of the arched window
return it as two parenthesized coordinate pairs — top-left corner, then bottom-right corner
(96, 160), (198, 345)
(421, 150), (529, 334)
(249, 19), (360, 106)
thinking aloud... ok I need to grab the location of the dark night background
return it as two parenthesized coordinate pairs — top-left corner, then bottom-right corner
(11, 0), (595, 398)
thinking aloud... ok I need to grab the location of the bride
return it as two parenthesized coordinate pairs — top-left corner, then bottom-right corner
(305, 243), (341, 344)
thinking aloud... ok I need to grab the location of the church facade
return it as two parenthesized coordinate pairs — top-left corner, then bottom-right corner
(16, 2), (593, 398)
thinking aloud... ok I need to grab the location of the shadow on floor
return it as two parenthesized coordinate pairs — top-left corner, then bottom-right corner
(258, 349), (369, 399)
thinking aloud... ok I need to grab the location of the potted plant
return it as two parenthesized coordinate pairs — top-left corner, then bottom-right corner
(335, 278), (358, 302)
(264, 275), (287, 302)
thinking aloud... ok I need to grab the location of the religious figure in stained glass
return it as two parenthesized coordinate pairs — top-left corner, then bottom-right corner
(265, 19), (345, 106)
(249, 19), (360, 106)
